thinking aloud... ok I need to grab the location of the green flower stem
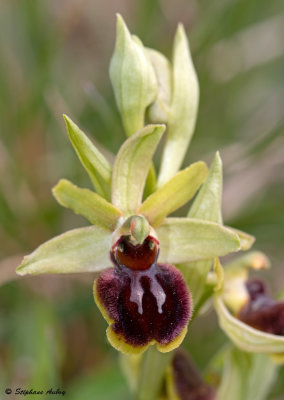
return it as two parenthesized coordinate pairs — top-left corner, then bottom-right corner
(134, 347), (172, 400)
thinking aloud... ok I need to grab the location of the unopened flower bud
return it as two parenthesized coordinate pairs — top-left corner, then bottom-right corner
(167, 350), (216, 400)
(146, 48), (172, 123)
(109, 14), (157, 136)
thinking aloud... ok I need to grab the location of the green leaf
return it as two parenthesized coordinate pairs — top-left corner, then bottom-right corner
(158, 24), (199, 187)
(217, 347), (277, 400)
(146, 48), (172, 123)
(139, 161), (208, 227)
(112, 124), (165, 215)
(157, 218), (240, 264)
(214, 295), (284, 353)
(109, 14), (157, 136)
(63, 115), (112, 199)
(52, 179), (121, 230)
(16, 226), (112, 275)
(178, 153), (223, 304)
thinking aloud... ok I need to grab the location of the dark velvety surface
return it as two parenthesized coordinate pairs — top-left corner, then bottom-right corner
(172, 350), (216, 400)
(238, 278), (284, 335)
(96, 263), (191, 348)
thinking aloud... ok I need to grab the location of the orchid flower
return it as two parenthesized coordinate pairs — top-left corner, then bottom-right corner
(16, 15), (253, 357)
(16, 116), (244, 355)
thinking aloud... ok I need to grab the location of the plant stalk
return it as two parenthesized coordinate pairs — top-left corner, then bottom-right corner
(134, 347), (173, 400)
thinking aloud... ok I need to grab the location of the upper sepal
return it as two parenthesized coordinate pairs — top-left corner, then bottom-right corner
(112, 124), (165, 215)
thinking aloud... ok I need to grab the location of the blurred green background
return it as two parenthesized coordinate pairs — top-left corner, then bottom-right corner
(0, 0), (283, 399)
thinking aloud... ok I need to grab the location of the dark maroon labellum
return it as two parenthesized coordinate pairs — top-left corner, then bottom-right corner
(95, 235), (192, 352)
(238, 278), (284, 336)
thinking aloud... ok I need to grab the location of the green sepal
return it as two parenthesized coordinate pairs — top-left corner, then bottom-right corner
(63, 115), (112, 200)
(158, 24), (199, 187)
(157, 218), (241, 264)
(16, 226), (112, 275)
(178, 153), (223, 304)
(139, 161), (208, 227)
(112, 124), (165, 215)
(109, 14), (157, 136)
(52, 179), (121, 230)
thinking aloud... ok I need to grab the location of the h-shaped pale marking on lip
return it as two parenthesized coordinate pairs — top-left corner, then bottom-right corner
(127, 264), (166, 315)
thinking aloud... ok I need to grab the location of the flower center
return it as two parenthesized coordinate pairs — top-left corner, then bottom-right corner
(113, 235), (159, 271)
